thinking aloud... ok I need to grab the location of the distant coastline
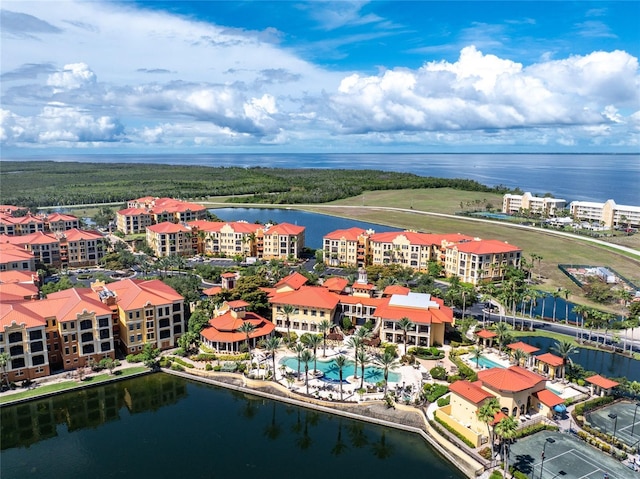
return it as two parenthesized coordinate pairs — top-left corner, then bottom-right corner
(5, 153), (639, 205)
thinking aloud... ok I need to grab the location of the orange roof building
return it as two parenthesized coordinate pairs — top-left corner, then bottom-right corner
(146, 222), (193, 257)
(322, 227), (372, 268)
(534, 352), (566, 380)
(270, 285), (340, 335)
(444, 239), (522, 285)
(586, 374), (619, 396)
(261, 223), (305, 260)
(375, 292), (453, 348)
(200, 301), (274, 353)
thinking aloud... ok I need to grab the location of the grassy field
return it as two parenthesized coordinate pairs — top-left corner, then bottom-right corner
(0, 367), (148, 404)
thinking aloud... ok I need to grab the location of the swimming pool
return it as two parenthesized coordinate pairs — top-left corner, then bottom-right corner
(280, 356), (401, 384)
(465, 354), (506, 369)
(470, 212), (513, 220)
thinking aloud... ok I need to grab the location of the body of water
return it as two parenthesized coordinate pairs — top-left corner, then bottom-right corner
(210, 207), (401, 249)
(14, 153), (640, 205)
(516, 336), (640, 382)
(0, 374), (464, 479)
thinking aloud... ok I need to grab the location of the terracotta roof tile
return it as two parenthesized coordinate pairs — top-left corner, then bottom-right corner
(476, 329), (497, 339)
(507, 341), (540, 354)
(586, 374), (619, 389)
(534, 389), (564, 408)
(535, 353), (564, 367)
(478, 366), (544, 392)
(450, 380), (495, 404)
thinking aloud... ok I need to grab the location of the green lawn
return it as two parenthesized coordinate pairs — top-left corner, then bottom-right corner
(0, 366), (148, 404)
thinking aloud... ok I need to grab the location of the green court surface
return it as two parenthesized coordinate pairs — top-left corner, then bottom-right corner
(508, 431), (636, 479)
(586, 401), (640, 450)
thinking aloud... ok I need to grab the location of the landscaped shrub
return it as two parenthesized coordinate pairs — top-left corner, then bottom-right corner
(437, 396), (450, 407)
(514, 423), (558, 438)
(509, 467), (528, 479)
(126, 353), (144, 363)
(431, 416), (475, 448)
(430, 366), (447, 380)
(205, 363), (213, 371)
(170, 356), (195, 368)
(191, 353), (217, 362)
(213, 365), (222, 372)
(170, 363), (185, 371)
(479, 447), (493, 460)
(423, 383), (449, 402)
(489, 471), (503, 479)
(159, 357), (172, 368)
(408, 346), (445, 360)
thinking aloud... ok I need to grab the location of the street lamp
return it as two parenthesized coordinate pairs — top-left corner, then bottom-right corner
(632, 403), (640, 436)
(608, 413), (618, 439)
(540, 437), (556, 479)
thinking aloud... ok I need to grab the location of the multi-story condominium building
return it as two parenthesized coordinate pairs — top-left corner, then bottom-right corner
(260, 223), (305, 260)
(189, 220), (306, 260)
(444, 239), (522, 285)
(146, 222), (193, 257)
(0, 213), (44, 236)
(117, 197), (207, 234)
(569, 199), (640, 229)
(116, 207), (154, 234)
(189, 220), (260, 257)
(322, 227), (372, 267)
(0, 242), (36, 271)
(368, 231), (475, 272)
(502, 192), (566, 216)
(45, 213), (80, 233)
(376, 292), (453, 348)
(58, 228), (105, 267)
(94, 279), (186, 353)
(11, 232), (61, 267)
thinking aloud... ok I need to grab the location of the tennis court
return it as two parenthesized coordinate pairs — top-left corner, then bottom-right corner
(508, 431), (635, 479)
(586, 401), (640, 450)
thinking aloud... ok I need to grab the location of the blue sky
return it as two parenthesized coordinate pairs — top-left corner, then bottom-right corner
(1, 1), (639, 154)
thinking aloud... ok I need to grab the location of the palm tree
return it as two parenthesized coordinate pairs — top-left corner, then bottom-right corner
(291, 342), (305, 380)
(300, 349), (314, 395)
(302, 334), (322, 374)
(396, 317), (415, 356)
(478, 398), (500, 455)
(573, 304), (590, 342)
(281, 304), (296, 343)
(551, 339), (579, 367)
(471, 346), (483, 369)
(347, 335), (363, 380)
(494, 416), (518, 474)
(262, 336), (282, 381)
(238, 321), (257, 357)
(562, 288), (571, 324)
(551, 290), (562, 322)
(0, 352), (11, 390)
(375, 349), (400, 395)
(356, 348), (369, 389)
(492, 322), (511, 351)
(512, 348), (528, 367)
(318, 319), (333, 357)
(334, 354), (348, 401)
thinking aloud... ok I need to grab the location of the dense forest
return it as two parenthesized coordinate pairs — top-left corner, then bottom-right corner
(1, 161), (513, 207)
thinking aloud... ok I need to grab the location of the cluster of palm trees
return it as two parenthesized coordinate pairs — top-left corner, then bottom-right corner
(478, 398), (518, 473)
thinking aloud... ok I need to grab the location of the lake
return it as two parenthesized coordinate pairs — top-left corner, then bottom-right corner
(0, 374), (464, 479)
(517, 336), (640, 382)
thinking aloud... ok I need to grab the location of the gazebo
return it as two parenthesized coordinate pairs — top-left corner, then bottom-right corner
(534, 352), (565, 379)
(475, 329), (497, 348)
(507, 341), (540, 368)
(585, 374), (619, 397)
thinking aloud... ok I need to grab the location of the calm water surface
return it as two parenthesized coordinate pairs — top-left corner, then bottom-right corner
(0, 374), (464, 479)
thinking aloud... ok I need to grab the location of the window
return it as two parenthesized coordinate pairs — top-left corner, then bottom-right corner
(137, 334), (142, 342)
(72, 346), (77, 354)
(62, 323), (68, 330)
(173, 303), (181, 312)
(129, 335), (135, 343)
(136, 323), (141, 330)
(159, 318), (170, 328)
(9, 332), (22, 343)
(29, 330), (43, 341)
(82, 344), (94, 354)
(11, 358), (25, 368)
(70, 322), (75, 329)
(101, 342), (110, 352)
(71, 334), (76, 341)
(81, 332), (93, 342)
(9, 345), (24, 356)
(99, 329), (110, 339)
(129, 324), (134, 331)
(31, 341), (44, 353)
(33, 354), (45, 365)
(173, 325), (181, 334)
(64, 347), (70, 355)
(160, 330), (170, 339)
(64, 335), (69, 343)
(80, 319), (92, 330)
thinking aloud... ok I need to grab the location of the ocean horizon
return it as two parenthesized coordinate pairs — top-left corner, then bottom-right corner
(6, 152), (639, 205)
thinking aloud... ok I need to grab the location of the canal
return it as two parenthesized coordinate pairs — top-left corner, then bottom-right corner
(0, 374), (465, 479)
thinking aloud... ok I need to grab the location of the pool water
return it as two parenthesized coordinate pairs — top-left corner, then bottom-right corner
(280, 356), (401, 384)
(465, 354), (506, 369)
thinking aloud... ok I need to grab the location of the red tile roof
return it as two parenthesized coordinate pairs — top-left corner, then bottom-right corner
(103, 279), (183, 310)
(0, 302), (46, 329)
(478, 366), (545, 392)
(322, 277), (349, 293)
(44, 288), (113, 322)
(450, 380), (495, 404)
(270, 285), (340, 310)
(448, 239), (521, 255)
(275, 271), (308, 291)
(117, 207), (150, 216)
(265, 223), (305, 235)
(586, 374), (619, 389)
(383, 285), (410, 296)
(202, 286), (223, 296)
(534, 389), (565, 407)
(507, 341), (540, 354)
(0, 283), (39, 303)
(352, 282), (375, 290)
(201, 312), (274, 343)
(535, 353), (564, 367)
(323, 227), (368, 241)
(61, 228), (103, 241)
(147, 222), (190, 233)
(374, 297), (454, 325)
(476, 329), (497, 339)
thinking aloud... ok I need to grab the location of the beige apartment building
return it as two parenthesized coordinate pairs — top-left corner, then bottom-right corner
(116, 197), (207, 235)
(502, 192), (566, 216)
(146, 222), (193, 257)
(45, 213), (81, 233)
(260, 222), (305, 260)
(444, 239), (522, 285)
(322, 227), (372, 267)
(58, 228), (105, 267)
(569, 199), (640, 229)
